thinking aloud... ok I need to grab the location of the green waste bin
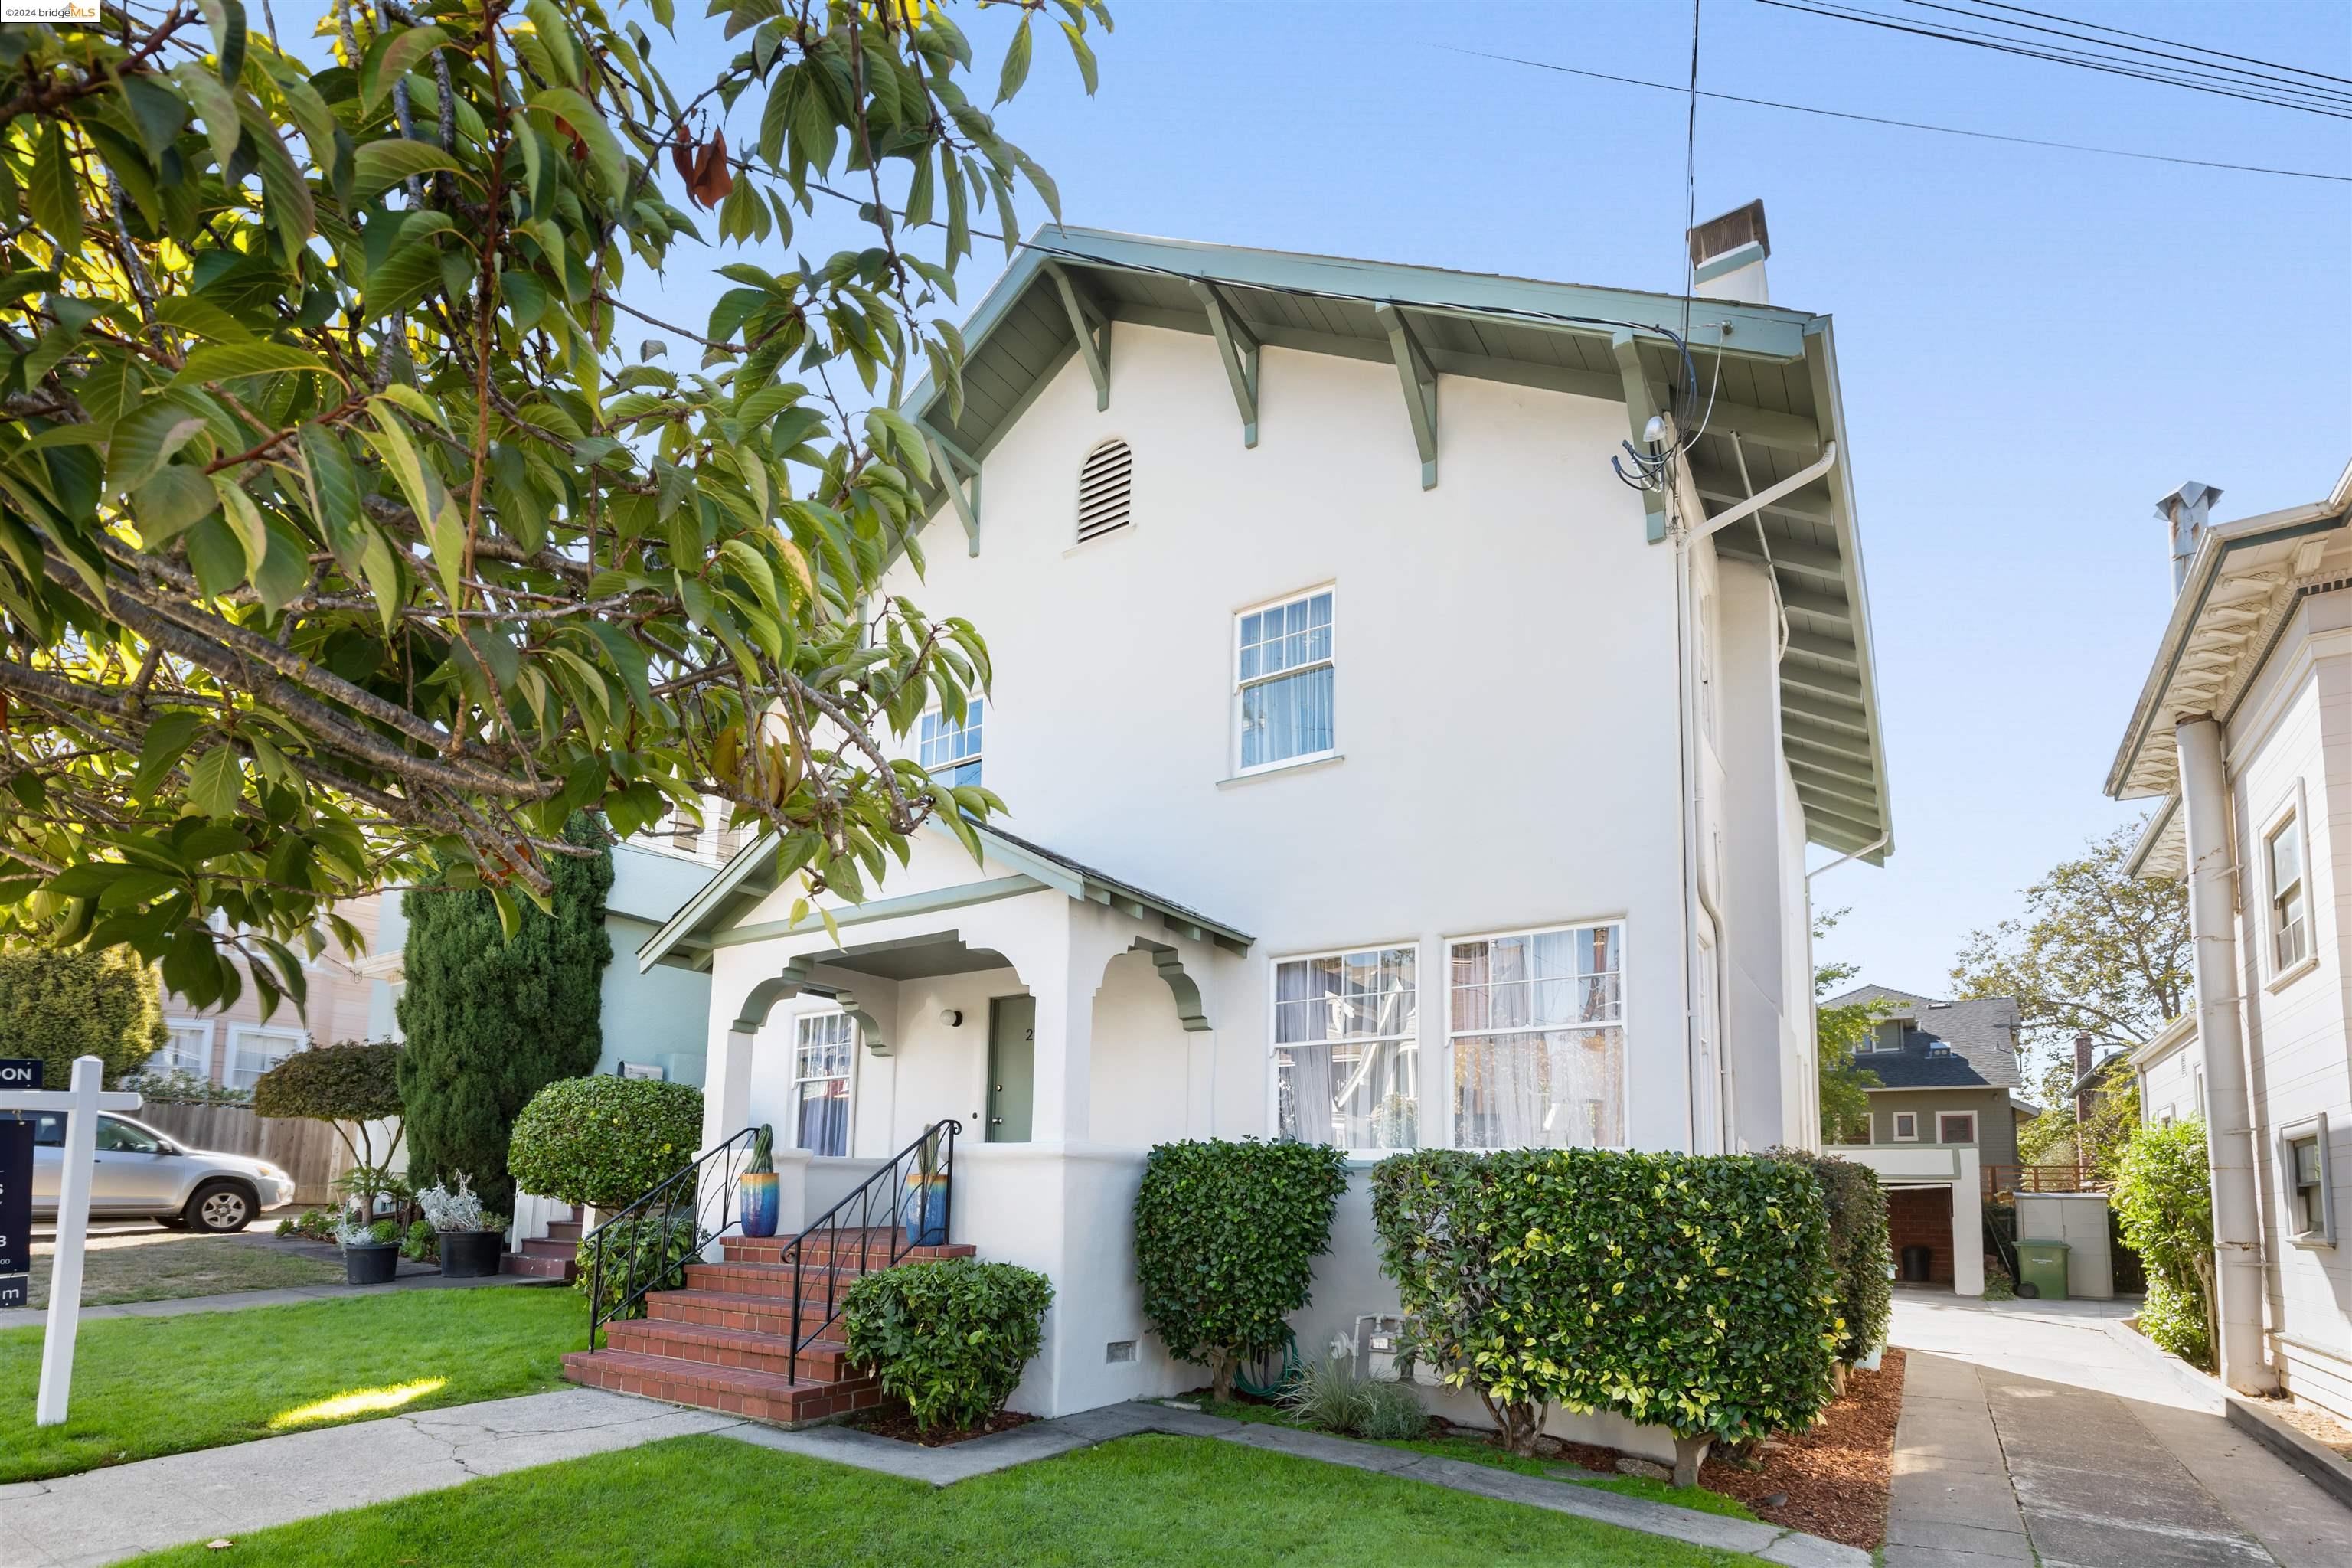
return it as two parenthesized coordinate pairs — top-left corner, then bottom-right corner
(2017, 1240), (2071, 1300)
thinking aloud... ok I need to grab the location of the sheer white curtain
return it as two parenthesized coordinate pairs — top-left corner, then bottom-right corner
(1240, 593), (1334, 769)
(793, 1013), (854, 1157)
(1274, 947), (1417, 1149)
(1449, 925), (1625, 1149)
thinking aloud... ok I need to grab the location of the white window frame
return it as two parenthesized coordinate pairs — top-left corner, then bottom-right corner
(1868, 1022), (1905, 1054)
(2262, 781), (2316, 989)
(917, 699), (985, 790)
(1266, 941), (1422, 1155)
(1232, 584), (1338, 778)
(1444, 918), (1628, 1152)
(789, 1008), (858, 1158)
(1936, 1110), (1978, 1145)
(2279, 1113), (2334, 1249)
(151, 1017), (215, 1080)
(226, 1024), (307, 1090)
(1892, 1110), (1919, 1142)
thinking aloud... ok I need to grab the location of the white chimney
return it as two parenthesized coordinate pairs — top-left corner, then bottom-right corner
(2158, 481), (2223, 594)
(1687, 200), (1770, 305)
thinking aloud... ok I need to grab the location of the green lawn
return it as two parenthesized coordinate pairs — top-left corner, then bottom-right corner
(15, 1231), (344, 1308)
(1185, 1398), (1756, 1520)
(123, 1432), (1772, 1567)
(0, 1286), (580, 1483)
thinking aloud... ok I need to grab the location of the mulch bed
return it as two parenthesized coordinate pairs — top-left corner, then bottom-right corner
(1700, 1349), (1906, 1550)
(851, 1406), (1040, 1448)
(2262, 1396), (2352, 1460)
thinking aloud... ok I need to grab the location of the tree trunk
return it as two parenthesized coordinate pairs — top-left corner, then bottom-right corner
(1209, 1350), (1235, 1403)
(1828, 1361), (1850, 1399)
(1672, 1434), (1713, 1490)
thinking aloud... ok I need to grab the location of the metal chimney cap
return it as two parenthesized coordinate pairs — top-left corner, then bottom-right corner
(2154, 480), (2222, 522)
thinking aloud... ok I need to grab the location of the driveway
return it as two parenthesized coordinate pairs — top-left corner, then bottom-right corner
(1886, 1291), (2348, 1566)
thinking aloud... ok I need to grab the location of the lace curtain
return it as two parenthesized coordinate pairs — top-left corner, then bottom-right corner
(1274, 947), (1418, 1149)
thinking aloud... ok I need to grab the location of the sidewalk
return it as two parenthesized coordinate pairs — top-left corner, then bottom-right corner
(2, 1388), (1868, 1568)
(1886, 1292), (2350, 1566)
(1, 1269), (557, 1328)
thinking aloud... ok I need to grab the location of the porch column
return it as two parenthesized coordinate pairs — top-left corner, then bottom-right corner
(2177, 714), (2277, 1393)
(1952, 1148), (1984, 1297)
(695, 1024), (757, 1246)
(1029, 952), (1093, 1143)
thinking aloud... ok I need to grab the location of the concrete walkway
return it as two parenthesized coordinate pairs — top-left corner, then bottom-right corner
(2, 1388), (1867, 1568)
(1887, 1292), (2350, 1566)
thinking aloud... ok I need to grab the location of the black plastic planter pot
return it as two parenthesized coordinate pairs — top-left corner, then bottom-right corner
(345, 1243), (400, 1286)
(439, 1229), (505, 1279)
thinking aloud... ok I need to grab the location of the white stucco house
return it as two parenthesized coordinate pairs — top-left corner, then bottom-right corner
(2110, 462), (2352, 1423)
(567, 211), (1894, 1445)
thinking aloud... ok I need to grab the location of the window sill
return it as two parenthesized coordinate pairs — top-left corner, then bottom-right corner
(1217, 753), (1344, 789)
(2265, 953), (2318, 994)
(2286, 1233), (2336, 1251)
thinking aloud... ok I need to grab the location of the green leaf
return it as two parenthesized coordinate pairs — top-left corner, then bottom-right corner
(29, 121), (82, 255)
(1060, 21), (1099, 95)
(175, 341), (345, 387)
(362, 25), (452, 116)
(425, 497), (469, 610)
(197, 0), (248, 87)
(351, 140), (466, 204)
(186, 745), (245, 820)
(152, 296), (257, 343)
(995, 15), (1034, 105)
(108, 401), (211, 495)
(358, 410), (441, 529)
(132, 466), (222, 546)
(528, 87), (628, 204)
(172, 63), (242, 175)
(212, 475), (270, 572)
(132, 711), (207, 801)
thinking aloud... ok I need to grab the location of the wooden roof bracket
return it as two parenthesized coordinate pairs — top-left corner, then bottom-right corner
(1044, 262), (1112, 411)
(1187, 280), (1261, 448)
(916, 419), (982, 557)
(1372, 303), (1439, 489)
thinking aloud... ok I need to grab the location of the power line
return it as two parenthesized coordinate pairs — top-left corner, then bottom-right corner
(1896, 0), (2352, 103)
(1441, 45), (2352, 184)
(1757, 0), (2352, 119)
(1959, 0), (2352, 90)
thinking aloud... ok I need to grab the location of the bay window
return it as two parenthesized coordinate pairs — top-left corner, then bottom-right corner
(1448, 923), (1625, 1149)
(1272, 946), (1417, 1150)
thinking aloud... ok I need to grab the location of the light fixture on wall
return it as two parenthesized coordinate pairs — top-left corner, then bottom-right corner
(939, 1009), (964, 1027)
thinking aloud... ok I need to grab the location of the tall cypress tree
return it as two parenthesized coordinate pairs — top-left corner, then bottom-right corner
(397, 814), (614, 1212)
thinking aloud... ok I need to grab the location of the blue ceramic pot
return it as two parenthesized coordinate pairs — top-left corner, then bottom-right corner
(739, 1171), (779, 1237)
(903, 1180), (949, 1246)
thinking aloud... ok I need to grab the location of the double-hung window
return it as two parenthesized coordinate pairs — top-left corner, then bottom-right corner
(149, 1018), (214, 1079)
(1272, 946), (1418, 1151)
(1936, 1111), (1978, 1145)
(2281, 1116), (2334, 1247)
(2267, 806), (2309, 973)
(920, 701), (985, 789)
(227, 1026), (305, 1090)
(792, 1011), (855, 1157)
(1448, 923), (1625, 1149)
(1236, 589), (1334, 773)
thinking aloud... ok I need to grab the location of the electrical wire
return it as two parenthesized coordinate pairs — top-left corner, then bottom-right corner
(1898, 0), (2352, 100)
(1959, 0), (2352, 88)
(1756, 0), (2352, 119)
(1439, 45), (2352, 184)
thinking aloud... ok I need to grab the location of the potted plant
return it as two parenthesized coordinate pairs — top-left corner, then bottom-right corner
(903, 1131), (949, 1246)
(418, 1173), (508, 1278)
(738, 1125), (779, 1238)
(338, 1212), (400, 1285)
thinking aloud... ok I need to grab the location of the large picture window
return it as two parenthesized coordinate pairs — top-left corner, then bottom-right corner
(792, 1011), (855, 1157)
(1236, 589), (1334, 773)
(1448, 923), (1625, 1149)
(1272, 946), (1418, 1151)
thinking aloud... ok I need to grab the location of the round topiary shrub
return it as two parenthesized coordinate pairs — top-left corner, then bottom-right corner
(507, 1076), (704, 1209)
(1133, 1138), (1351, 1400)
(841, 1257), (1054, 1432)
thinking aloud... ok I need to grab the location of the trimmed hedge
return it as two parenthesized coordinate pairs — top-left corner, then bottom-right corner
(842, 1258), (1054, 1432)
(1133, 1138), (1351, 1400)
(1370, 1148), (1839, 1455)
(508, 1076), (704, 1209)
(1768, 1147), (1891, 1366)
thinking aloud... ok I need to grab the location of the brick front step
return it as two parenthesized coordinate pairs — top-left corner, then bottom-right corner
(544, 1220), (583, 1242)
(603, 1318), (860, 1381)
(501, 1250), (574, 1281)
(721, 1235), (973, 1268)
(562, 1348), (882, 1426)
(521, 1237), (577, 1260)
(683, 1259), (880, 1299)
(647, 1288), (844, 1338)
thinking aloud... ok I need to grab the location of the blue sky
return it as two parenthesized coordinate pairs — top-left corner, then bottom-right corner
(621, 0), (2351, 996)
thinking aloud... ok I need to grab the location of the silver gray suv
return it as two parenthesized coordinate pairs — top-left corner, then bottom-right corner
(26, 1112), (296, 1233)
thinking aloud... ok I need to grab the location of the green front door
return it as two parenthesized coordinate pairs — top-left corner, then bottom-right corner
(986, 995), (1035, 1143)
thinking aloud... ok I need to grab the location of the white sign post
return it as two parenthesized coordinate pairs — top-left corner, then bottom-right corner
(0, 1054), (140, 1426)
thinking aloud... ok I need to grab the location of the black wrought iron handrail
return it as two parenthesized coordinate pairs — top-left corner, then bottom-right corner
(583, 1124), (761, 1350)
(781, 1117), (958, 1383)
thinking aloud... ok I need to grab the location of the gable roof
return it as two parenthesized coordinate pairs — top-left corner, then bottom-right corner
(899, 225), (1892, 864)
(635, 816), (1253, 973)
(1828, 984), (2024, 1091)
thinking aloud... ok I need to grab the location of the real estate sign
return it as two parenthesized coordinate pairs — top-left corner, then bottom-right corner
(0, 1057), (35, 1308)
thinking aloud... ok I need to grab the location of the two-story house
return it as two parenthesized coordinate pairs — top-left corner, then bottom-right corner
(2109, 463), (2352, 1420)
(578, 212), (1894, 1445)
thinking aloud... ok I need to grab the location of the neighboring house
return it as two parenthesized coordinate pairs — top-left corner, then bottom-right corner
(360, 809), (727, 1085)
(578, 212), (1894, 1444)
(148, 897), (382, 1090)
(1825, 984), (2034, 1292)
(2108, 461), (2352, 1419)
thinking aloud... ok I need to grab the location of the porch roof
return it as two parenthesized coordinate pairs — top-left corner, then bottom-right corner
(636, 817), (1253, 973)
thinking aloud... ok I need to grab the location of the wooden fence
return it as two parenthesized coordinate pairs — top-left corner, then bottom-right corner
(134, 1103), (351, 1207)
(1982, 1162), (2107, 1198)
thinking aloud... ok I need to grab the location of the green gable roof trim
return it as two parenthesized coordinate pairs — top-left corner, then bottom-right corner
(897, 225), (1893, 864)
(636, 817), (1254, 974)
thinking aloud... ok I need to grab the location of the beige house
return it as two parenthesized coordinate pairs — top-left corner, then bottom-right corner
(147, 897), (384, 1091)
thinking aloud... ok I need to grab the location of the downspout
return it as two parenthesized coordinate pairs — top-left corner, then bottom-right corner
(2174, 713), (2277, 1394)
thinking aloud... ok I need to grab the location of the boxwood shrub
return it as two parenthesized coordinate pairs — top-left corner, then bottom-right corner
(1370, 1148), (1839, 1455)
(841, 1258), (1054, 1431)
(508, 1075), (704, 1209)
(1133, 1138), (1351, 1400)
(1768, 1147), (1891, 1367)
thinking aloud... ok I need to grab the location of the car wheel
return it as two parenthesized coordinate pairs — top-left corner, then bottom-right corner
(187, 1181), (256, 1234)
